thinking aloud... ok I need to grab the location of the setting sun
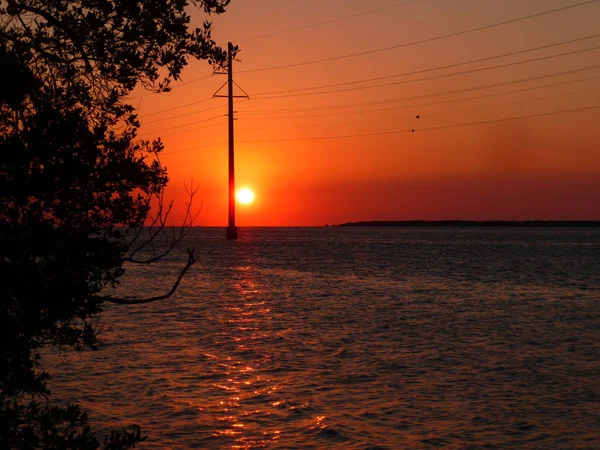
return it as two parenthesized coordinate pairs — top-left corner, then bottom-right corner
(236, 188), (255, 205)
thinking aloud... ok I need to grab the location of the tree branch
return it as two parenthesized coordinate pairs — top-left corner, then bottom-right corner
(124, 180), (201, 265)
(125, 196), (172, 262)
(100, 249), (197, 305)
(7, 0), (94, 73)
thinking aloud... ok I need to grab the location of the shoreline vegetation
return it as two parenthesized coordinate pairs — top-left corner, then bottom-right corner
(335, 220), (600, 227)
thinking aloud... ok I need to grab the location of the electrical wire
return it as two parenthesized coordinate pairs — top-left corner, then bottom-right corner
(235, 105), (600, 143)
(251, 46), (600, 100)
(137, 34), (600, 121)
(236, 85), (600, 132)
(238, 67), (600, 116)
(128, 74), (216, 100)
(252, 34), (600, 96)
(142, 97), (215, 118)
(240, 75), (600, 120)
(162, 141), (228, 156)
(417, 105), (600, 133)
(141, 79), (600, 139)
(138, 114), (225, 136)
(141, 119), (227, 139)
(237, 0), (599, 74)
(173, 73), (218, 89)
(156, 100), (600, 154)
(143, 103), (226, 125)
(238, 0), (424, 42)
(139, 99), (250, 136)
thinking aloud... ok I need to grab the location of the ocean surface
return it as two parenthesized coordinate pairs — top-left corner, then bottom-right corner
(46, 227), (600, 449)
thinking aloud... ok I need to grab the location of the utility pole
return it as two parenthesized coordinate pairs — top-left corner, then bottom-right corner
(213, 42), (249, 240)
(226, 42), (237, 240)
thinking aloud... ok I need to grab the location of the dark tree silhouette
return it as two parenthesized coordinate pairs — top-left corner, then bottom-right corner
(0, 1), (232, 447)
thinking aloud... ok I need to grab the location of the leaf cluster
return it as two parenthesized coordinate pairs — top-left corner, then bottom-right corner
(1, 1), (231, 447)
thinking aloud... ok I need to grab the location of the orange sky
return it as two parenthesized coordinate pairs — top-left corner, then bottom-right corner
(133, 0), (600, 226)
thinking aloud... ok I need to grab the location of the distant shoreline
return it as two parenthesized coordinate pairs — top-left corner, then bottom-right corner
(336, 220), (600, 227)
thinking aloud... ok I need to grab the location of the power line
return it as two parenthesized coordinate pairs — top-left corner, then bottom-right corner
(158, 102), (600, 154)
(124, 1), (599, 101)
(237, 85), (600, 132)
(270, 76), (600, 120)
(250, 46), (600, 100)
(143, 103), (226, 125)
(139, 99), (249, 136)
(138, 114), (225, 136)
(128, 74), (216, 100)
(171, 73), (216, 89)
(142, 79), (600, 139)
(237, 0), (599, 74)
(162, 141), (228, 156)
(142, 97), (214, 118)
(252, 34), (600, 96)
(141, 119), (227, 139)
(137, 34), (600, 120)
(417, 105), (600, 133)
(238, 0), (424, 42)
(235, 105), (600, 143)
(238, 67), (600, 116)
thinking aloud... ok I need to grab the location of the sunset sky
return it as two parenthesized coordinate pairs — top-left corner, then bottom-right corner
(133, 0), (600, 226)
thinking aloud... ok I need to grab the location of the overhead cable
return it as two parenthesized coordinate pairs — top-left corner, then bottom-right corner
(252, 34), (600, 96)
(251, 46), (600, 99)
(235, 105), (600, 143)
(237, 0), (599, 74)
(239, 0), (424, 42)
(238, 67), (600, 116)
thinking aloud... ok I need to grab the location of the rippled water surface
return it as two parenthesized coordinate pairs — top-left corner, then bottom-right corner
(47, 227), (600, 448)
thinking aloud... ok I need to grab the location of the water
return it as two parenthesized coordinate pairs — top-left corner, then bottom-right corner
(47, 227), (600, 449)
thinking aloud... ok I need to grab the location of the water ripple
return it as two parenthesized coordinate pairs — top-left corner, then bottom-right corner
(45, 227), (600, 448)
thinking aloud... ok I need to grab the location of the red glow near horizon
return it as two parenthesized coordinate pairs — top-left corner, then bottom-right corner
(137, 1), (600, 226)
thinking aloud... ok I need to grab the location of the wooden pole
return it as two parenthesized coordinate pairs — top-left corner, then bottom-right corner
(226, 42), (238, 240)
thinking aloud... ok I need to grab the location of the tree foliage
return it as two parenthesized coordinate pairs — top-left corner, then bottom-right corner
(0, 1), (231, 447)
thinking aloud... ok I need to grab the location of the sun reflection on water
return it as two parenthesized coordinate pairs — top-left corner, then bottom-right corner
(205, 260), (286, 448)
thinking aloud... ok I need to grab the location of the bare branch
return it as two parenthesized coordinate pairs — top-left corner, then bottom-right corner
(100, 249), (197, 305)
(125, 196), (172, 261)
(126, 195), (151, 248)
(123, 180), (202, 265)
